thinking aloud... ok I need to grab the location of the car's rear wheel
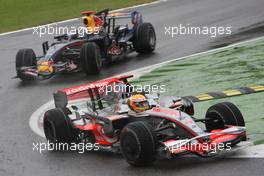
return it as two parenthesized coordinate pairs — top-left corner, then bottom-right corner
(43, 108), (77, 146)
(80, 42), (102, 75)
(133, 23), (156, 54)
(205, 102), (246, 144)
(15, 48), (36, 81)
(120, 121), (157, 166)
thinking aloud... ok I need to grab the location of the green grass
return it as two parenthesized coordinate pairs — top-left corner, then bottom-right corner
(0, 0), (155, 33)
(134, 38), (264, 144)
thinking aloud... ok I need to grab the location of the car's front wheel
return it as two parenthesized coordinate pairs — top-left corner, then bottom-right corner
(15, 48), (36, 81)
(205, 102), (246, 145)
(120, 121), (157, 166)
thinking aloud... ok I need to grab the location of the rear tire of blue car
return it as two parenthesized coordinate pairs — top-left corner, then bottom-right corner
(15, 48), (36, 81)
(43, 108), (77, 149)
(120, 121), (157, 167)
(133, 23), (156, 54)
(80, 42), (102, 75)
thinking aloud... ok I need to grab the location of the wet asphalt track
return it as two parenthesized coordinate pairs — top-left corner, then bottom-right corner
(1, 0), (264, 175)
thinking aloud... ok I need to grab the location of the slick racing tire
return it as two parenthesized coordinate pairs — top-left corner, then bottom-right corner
(15, 48), (36, 81)
(205, 102), (246, 143)
(120, 121), (157, 166)
(80, 42), (102, 75)
(133, 23), (156, 54)
(43, 108), (77, 146)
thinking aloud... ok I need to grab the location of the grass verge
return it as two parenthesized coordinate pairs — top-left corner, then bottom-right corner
(0, 0), (155, 33)
(133, 37), (264, 144)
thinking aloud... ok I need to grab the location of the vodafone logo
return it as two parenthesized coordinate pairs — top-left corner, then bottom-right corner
(64, 82), (109, 95)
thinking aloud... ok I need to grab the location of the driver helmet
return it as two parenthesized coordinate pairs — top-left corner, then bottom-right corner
(127, 94), (150, 112)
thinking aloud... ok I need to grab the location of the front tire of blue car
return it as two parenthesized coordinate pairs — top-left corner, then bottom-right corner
(15, 48), (36, 81)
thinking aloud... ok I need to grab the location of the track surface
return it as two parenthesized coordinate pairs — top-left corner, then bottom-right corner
(1, 0), (264, 175)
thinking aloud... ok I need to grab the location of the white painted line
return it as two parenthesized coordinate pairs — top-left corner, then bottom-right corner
(220, 142), (264, 158)
(29, 100), (54, 138)
(231, 144), (264, 158)
(0, 0), (164, 37)
(29, 98), (94, 138)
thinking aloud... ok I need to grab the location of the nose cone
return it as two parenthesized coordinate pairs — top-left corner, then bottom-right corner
(38, 61), (54, 75)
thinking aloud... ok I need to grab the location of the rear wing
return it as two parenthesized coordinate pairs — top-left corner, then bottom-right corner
(105, 11), (142, 33)
(53, 75), (133, 109)
(81, 10), (142, 34)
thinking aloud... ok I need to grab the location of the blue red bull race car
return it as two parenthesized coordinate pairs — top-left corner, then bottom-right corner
(15, 9), (156, 81)
(43, 75), (247, 166)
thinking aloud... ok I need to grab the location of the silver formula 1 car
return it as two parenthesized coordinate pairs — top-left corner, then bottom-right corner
(43, 75), (246, 166)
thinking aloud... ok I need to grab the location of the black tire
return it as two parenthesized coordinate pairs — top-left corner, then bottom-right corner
(133, 23), (156, 54)
(15, 49), (36, 81)
(80, 42), (102, 75)
(205, 102), (245, 132)
(120, 121), (157, 166)
(43, 108), (77, 145)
